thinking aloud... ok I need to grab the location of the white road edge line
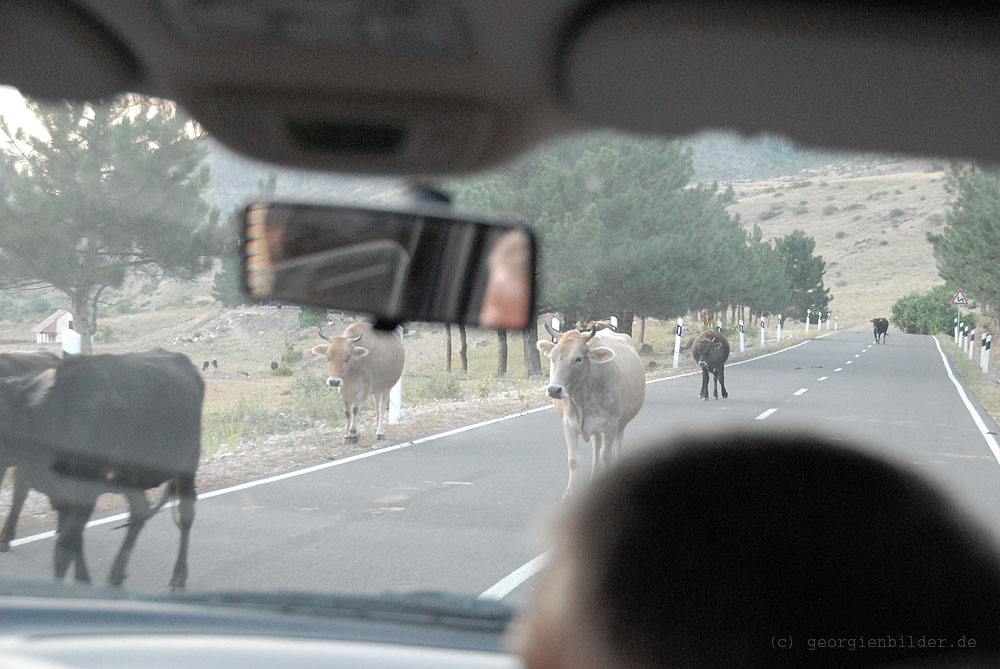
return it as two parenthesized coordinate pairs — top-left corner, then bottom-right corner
(793, 388), (808, 396)
(932, 337), (1000, 467)
(478, 551), (551, 600)
(755, 408), (778, 420)
(817, 377), (828, 381)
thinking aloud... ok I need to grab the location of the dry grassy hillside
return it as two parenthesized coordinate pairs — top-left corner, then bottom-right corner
(724, 157), (951, 329)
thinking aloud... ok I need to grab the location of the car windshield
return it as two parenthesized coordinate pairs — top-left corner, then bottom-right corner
(1, 84), (998, 616)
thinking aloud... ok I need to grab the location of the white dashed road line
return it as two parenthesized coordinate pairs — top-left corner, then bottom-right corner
(793, 388), (808, 396)
(755, 408), (779, 421)
(834, 368), (843, 372)
(817, 376), (828, 381)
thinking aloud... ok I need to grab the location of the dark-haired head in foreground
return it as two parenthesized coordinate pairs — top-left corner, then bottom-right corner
(514, 434), (1000, 667)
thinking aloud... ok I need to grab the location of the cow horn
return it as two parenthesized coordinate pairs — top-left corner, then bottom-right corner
(586, 324), (598, 341)
(316, 326), (329, 341)
(544, 323), (559, 338)
(351, 334), (363, 343)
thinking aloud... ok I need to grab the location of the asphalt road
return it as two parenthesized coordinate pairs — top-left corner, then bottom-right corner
(4, 330), (1000, 608)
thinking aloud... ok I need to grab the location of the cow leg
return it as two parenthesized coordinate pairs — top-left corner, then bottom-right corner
(107, 490), (151, 587)
(718, 365), (728, 399)
(700, 367), (710, 400)
(168, 475), (196, 591)
(373, 391), (387, 440)
(562, 420), (581, 502)
(590, 433), (605, 475)
(54, 502), (94, 584)
(0, 467), (28, 552)
(343, 401), (359, 444)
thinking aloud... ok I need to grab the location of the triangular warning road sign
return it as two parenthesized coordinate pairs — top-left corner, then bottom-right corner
(951, 289), (968, 305)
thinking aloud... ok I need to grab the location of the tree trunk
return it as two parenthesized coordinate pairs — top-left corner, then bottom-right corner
(458, 324), (468, 372)
(638, 317), (646, 343)
(496, 329), (508, 377)
(70, 290), (94, 354)
(614, 309), (635, 337)
(523, 319), (542, 378)
(445, 323), (452, 373)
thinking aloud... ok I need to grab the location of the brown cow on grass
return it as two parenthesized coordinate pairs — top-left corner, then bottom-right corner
(537, 324), (645, 500)
(692, 330), (730, 400)
(312, 322), (404, 444)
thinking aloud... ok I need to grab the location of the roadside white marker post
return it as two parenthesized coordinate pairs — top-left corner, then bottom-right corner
(739, 319), (745, 352)
(610, 316), (618, 331)
(826, 312), (831, 330)
(760, 316), (766, 348)
(960, 323), (966, 348)
(955, 317), (960, 345)
(388, 325), (404, 424)
(984, 335), (992, 373)
(969, 329), (976, 360)
(835, 316), (839, 330)
(980, 333), (988, 372)
(672, 318), (683, 368)
(776, 314), (782, 342)
(818, 311), (824, 330)
(806, 309), (811, 333)
(716, 319), (722, 333)
(61, 328), (81, 356)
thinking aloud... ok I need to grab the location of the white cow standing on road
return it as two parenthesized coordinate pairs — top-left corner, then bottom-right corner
(313, 322), (405, 444)
(537, 324), (646, 500)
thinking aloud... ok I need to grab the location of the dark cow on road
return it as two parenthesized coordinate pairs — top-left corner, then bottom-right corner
(537, 324), (645, 500)
(872, 318), (889, 344)
(312, 322), (405, 444)
(692, 330), (730, 400)
(0, 349), (203, 589)
(0, 351), (60, 551)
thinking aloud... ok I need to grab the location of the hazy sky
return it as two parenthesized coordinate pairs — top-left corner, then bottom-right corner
(0, 85), (43, 137)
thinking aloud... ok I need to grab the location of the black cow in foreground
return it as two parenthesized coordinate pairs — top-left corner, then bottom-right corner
(691, 330), (730, 400)
(872, 318), (889, 344)
(0, 351), (61, 551)
(0, 348), (203, 589)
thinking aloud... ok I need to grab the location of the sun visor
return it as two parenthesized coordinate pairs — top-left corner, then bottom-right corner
(0, 1), (139, 101)
(560, 2), (1000, 162)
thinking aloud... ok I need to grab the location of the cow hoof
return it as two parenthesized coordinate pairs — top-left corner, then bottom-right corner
(702, 396), (709, 402)
(375, 433), (385, 441)
(722, 393), (729, 399)
(343, 433), (359, 444)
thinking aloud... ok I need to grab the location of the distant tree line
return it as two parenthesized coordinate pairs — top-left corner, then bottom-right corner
(450, 134), (831, 344)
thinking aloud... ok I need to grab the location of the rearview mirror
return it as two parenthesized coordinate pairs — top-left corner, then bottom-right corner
(243, 202), (536, 329)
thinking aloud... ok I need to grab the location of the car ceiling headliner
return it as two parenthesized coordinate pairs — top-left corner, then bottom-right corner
(2, 0), (1000, 174)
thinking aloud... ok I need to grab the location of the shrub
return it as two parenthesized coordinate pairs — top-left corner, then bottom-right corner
(759, 209), (780, 221)
(835, 231), (847, 239)
(889, 208), (905, 218)
(114, 299), (133, 314)
(891, 285), (957, 334)
(282, 349), (304, 364)
(271, 365), (293, 376)
(298, 307), (328, 329)
(822, 205), (838, 215)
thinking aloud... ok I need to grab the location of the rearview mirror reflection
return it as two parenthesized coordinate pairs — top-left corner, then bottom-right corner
(243, 202), (536, 329)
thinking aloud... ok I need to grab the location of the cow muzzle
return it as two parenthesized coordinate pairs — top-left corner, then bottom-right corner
(326, 377), (342, 387)
(547, 384), (566, 399)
